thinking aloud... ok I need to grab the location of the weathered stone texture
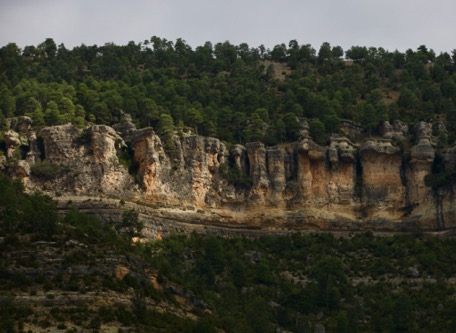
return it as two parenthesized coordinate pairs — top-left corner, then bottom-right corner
(4, 117), (455, 232)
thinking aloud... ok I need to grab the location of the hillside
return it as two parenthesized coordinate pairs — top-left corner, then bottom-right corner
(2, 38), (456, 332)
(3, 174), (456, 332)
(1, 39), (456, 147)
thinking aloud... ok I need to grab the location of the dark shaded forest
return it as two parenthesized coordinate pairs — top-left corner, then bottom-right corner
(2, 173), (456, 332)
(1, 38), (456, 145)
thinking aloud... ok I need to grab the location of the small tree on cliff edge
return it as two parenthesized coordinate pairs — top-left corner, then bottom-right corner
(119, 209), (143, 238)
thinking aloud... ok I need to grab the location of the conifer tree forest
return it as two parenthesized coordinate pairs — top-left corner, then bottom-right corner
(1, 37), (456, 144)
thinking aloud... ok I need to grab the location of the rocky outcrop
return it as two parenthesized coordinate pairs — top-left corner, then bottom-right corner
(130, 129), (230, 208)
(131, 128), (172, 203)
(40, 124), (83, 163)
(246, 142), (270, 204)
(379, 120), (408, 141)
(3, 116), (39, 162)
(406, 122), (436, 227)
(266, 146), (287, 205)
(4, 130), (21, 158)
(1, 116), (40, 181)
(112, 111), (137, 142)
(30, 124), (135, 197)
(3, 117), (456, 233)
(230, 144), (248, 171)
(340, 119), (363, 138)
(88, 125), (126, 164)
(360, 139), (405, 219)
(293, 137), (357, 217)
(181, 135), (227, 207)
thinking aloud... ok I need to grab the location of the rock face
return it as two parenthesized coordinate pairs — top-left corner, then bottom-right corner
(3, 116), (456, 233)
(33, 124), (135, 197)
(1, 116), (39, 179)
(130, 129), (229, 208)
(360, 139), (404, 219)
(379, 120), (408, 141)
(131, 128), (172, 203)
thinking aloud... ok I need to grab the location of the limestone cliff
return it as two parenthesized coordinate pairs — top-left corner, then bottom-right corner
(32, 123), (135, 197)
(3, 117), (456, 233)
(360, 139), (404, 218)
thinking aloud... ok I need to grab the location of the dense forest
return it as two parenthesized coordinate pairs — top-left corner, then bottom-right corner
(1, 38), (456, 145)
(2, 173), (456, 332)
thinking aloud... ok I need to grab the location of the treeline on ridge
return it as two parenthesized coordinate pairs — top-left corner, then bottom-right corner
(1, 38), (456, 145)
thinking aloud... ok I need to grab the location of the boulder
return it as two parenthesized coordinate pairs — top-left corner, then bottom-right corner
(380, 120), (408, 141)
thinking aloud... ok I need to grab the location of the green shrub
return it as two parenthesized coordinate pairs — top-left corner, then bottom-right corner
(30, 160), (60, 180)
(424, 155), (456, 189)
(219, 163), (252, 190)
(74, 130), (91, 146)
(117, 147), (139, 178)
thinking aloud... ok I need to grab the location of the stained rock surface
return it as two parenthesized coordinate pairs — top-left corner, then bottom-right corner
(3, 116), (456, 234)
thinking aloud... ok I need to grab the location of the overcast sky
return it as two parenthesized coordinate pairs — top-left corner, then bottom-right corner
(1, 0), (455, 54)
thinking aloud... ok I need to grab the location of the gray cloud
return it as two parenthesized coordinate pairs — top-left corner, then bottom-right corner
(0, 0), (455, 53)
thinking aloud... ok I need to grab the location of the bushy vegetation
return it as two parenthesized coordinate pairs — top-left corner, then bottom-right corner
(1, 38), (456, 145)
(2, 170), (456, 331)
(219, 162), (253, 189)
(0, 173), (58, 238)
(30, 159), (60, 180)
(148, 232), (456, 333)
(425, 154), (456, 189)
